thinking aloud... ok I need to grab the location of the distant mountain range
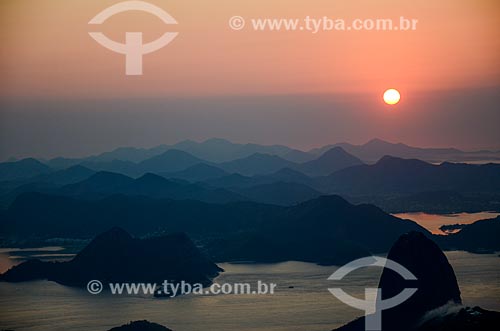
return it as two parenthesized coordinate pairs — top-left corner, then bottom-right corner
(1, 138), (499, 331)
(59, 172), (246, 204)
(0, 158), (51, 181)
(219, 153), (297, 176)
(167, 138), (298, 163)
(1, 138), (499, 213)
(34, 138), (500, 171)
(1, 155), (500, 212)
(297, 147), (363, 176)
(4, 138), (500, 180)
(160, 163), (229, 181)
(311, 138), (500, 163)
(320, 156), (500, 195)
(3, 145), (364, 179)
(7, 156), (498, 209)
(44, 138), (308, 167)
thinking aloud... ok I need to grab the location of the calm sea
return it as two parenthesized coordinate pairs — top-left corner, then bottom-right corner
(1, 212), (498, 330)
(393, 211), (500, 234)
(0, 251), (499, 331)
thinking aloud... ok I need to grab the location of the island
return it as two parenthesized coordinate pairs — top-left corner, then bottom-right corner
(0, 227), (223, 289)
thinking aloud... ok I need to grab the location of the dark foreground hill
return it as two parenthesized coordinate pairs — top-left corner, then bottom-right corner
(0, 227), (222, 287)
(108, 320), (173, 331)
(437, 215), (500, 252)
(0, 194), (428, 265)
(333, 232), (500, 331)
(208, 196), (429, 264)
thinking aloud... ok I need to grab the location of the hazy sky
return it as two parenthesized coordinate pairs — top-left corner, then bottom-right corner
(1, 0), (499, 159)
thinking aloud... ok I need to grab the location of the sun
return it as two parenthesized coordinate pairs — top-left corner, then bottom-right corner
(383, 89), (401, 105)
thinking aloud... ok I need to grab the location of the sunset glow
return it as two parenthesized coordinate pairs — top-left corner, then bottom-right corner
(1, 0), (499, 98)
(1, 1), (500, 331)
(383, 89), (401, 105)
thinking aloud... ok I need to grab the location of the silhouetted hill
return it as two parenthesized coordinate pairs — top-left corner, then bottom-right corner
(312, 138), (500, 164)
(211, 146), (363, 178)
(310, 138), (455, 160)
(160, 163), (229, 181)
(0, 181), (56, 208)
(204, 168), (315, 190)
(206, 195), (429, 264)
(62, 171), (134, 195)
(203, 173), (256, 189)
(0, 167), (104, 208)
(219, 153), (296, 176)
(1, 194), (427, 265)
(348, 191), (500, 214)
(0, 227), (222, 287)
(47, 146), (171, 168)
(45, 138), (274, 169)
(27, 165), (95, 186)
(253, 168), (314, 186)
(297, 147), (364, 176)
(171, 138), (296, 162)
(439, 223), (466, 234)
(437, 216), (500, 252)
(41, 138), (500, 174)
(0, 158), (52, 181)
(59, 172), (245, 204)
(47, 138), (328, 175)
(73, 150), (213, 178)
(137, 149), (209, 173)
(108, 320), (173, 331)
(283, 196), (427, 252)
(0, 192), (281, 238)
(321, 156), (500, 195)
(281, 149), (316, 163)
(334, 232), (500, 331)
(379, 232), (461, 325)
(88, 145), (170, 163)
(236, 182), (322, 206)
(81, 159), (141, 177)
(46, 157), (82, 169)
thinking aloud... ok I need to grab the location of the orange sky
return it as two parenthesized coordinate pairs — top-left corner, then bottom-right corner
(1, 0), (500, 159)
(1, 0), (499, 98)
